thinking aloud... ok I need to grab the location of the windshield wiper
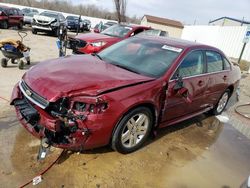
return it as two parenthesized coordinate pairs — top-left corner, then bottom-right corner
(111, 63), (141, 75)
(91, 53), (103, 60)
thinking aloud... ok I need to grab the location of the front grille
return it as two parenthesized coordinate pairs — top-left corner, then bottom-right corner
(37, 20), (49, 24)
(19, 80), (49, 109)
(14, 98), (40, 126)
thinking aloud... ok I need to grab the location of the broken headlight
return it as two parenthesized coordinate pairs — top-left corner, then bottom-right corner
(73, 101), (108, 114)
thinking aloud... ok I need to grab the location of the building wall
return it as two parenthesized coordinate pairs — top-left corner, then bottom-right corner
(141, 17), (183, 38)
(182, 25), (250, 61)
(209, 18), (249, 26)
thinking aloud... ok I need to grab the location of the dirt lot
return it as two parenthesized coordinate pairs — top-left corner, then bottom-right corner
(0, 28), (250, 188)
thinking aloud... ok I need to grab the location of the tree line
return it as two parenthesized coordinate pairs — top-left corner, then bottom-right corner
(0, 0), (140, 23)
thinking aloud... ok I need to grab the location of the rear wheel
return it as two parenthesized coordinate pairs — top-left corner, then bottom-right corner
(112, 107), (153, 154)
(211, 90), (230, 115)
(1, 58), (8, 67)
(18, 22), (23, 29)
(2, 21), (8, 29)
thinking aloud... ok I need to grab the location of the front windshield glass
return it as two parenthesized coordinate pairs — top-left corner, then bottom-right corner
(101, 24), (132, 38)
(98, 37), (182, 78)
(40, 12), (58, 19)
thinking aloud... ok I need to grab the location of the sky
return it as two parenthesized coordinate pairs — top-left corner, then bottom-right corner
(71, 0), (250, 25)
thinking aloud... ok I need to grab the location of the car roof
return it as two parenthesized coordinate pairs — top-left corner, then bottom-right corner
(135, 35), (219, 51)
(0, 5), (11, 9)
(118, 23), (150, 29)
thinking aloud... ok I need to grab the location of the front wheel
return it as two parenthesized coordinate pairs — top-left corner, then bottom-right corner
(1, 58), (8, 67)
(211, 89), (230, 115)
(32, 29), (37, 34)
(112, 107), (153, 154)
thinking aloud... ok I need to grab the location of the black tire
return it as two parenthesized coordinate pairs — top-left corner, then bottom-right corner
(112, 107), (153, 154)
(18, 22), (23, 29)
(32, 29), (37, 34)
(18, 60), (24, 70)
(211, 89), (230, 115)
(1, 58), (8, 67)
(2, 20), (8, 29)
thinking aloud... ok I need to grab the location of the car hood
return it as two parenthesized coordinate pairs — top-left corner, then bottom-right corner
(33, 15), (56, 23)
(22, 55), (154, 102)
(74, 32), (118, 42)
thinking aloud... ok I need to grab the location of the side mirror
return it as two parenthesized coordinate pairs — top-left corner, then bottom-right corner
(173, 75), (192, 103)
(173, 75), (183, 91)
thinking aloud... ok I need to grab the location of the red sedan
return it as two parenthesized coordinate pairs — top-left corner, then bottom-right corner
(68, 24), (150, 54)
(11, 36), (241, 153)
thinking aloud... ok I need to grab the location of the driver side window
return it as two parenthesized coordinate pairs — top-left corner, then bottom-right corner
(173, 50), (204, 79)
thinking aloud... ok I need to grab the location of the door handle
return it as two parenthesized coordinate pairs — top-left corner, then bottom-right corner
(223, 75), (227, 81)
(198, 80), (204, 86)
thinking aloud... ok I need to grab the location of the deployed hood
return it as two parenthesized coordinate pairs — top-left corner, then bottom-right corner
(75, 32), (117, 42)
(33, 15), (56, 24)
(23, 55), (154, 102)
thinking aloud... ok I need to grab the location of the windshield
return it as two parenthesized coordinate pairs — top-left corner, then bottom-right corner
(98, 37), (182, 78)
(101, 24), (132, 38)
(67, 16), (78, 20)
(40, 12), (58, 19)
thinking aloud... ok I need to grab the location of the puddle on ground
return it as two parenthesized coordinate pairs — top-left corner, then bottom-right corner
(0, 103), (250, 188)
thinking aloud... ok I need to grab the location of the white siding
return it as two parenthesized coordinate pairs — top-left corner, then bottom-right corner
(182, 26), (250, 61)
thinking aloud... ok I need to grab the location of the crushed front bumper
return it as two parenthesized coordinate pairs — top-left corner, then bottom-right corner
(10, 82), (116, 151)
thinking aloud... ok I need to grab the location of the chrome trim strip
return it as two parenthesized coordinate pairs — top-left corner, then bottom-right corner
(169, 69), (230, 83)
(19, 81), (47, 109)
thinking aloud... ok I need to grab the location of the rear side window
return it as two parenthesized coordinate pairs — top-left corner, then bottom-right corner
(176, 50), (204, 78)
(206, 51), (223, 73)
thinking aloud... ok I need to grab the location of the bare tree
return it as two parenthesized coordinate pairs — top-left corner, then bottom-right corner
(114, 0), (127, 23)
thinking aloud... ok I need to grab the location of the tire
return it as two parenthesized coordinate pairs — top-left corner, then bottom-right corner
(1, 58), (8, 67)
(18, 60), (24, 70)
(112, 107), (153, 154)
(2, 21), (8, 29)
(32, 29), (37, 34)
(211, 89), (230, 115)
(18, 22), (23, 29)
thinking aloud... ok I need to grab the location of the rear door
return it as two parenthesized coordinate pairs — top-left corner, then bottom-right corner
(205, 50), (231, 107)
(7, 9), (16, 26)
(163, 50), (209, 121)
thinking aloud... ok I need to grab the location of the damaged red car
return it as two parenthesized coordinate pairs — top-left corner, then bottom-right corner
(11, 36), (241, 153)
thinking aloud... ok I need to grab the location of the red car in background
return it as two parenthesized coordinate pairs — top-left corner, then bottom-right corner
(11, 36), (241, 154)
(67, 24), (150, 54)
(0, 5), (24, 29)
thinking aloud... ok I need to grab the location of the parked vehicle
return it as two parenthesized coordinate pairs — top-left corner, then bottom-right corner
(11, 35), (241, 153)
(67, 24), (150, 54)
(66, 15), (82, 32)
(0, 5), (24, 29)
(82, 19), (91, 31)
(94, 21), (117, 33)
(140, 29), (168, 37)
(22, 8), (39, 25)
(32, 11), (67, 36)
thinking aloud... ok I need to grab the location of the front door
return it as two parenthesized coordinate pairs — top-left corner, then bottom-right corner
(162, 50), (209, 122)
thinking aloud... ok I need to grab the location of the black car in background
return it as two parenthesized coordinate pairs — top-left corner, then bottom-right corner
(32, 11), (67, 36)
(82, 19), (91, 31)
(66, 15), (82, 32)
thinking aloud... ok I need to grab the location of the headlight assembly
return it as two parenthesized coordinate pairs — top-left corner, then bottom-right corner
(90, 41), (107, 47)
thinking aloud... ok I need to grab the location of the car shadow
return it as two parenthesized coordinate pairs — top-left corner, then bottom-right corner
(59, 113), (214, 160)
